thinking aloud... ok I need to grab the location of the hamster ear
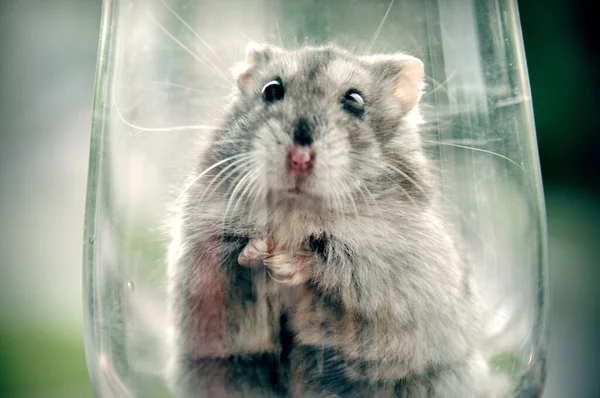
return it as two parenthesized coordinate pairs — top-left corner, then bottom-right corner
(369, 54), (425, 112)
(233, 42), (277, 89)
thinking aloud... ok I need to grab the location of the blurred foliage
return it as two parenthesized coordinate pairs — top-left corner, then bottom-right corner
(0, 324), (93, 398)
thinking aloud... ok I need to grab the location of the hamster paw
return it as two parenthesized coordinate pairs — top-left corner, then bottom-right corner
(238, 237), (274, 267)
(264, 253), (309, 286)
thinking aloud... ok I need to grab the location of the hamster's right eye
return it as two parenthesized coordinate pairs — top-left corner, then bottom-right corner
(261, 78), (285, 103)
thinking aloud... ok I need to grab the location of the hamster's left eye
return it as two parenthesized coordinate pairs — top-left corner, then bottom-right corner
(262, 78), (285, 103)
(342, 89), (365, 118)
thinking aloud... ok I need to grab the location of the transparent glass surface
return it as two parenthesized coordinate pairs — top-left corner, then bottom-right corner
(83, 0), (549, 396)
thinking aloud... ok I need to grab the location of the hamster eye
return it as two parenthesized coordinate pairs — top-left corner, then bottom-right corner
(342, 89), (365, 118)
(262, 78), (285, 103)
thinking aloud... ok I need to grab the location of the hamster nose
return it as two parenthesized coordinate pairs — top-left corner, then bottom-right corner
(293, 118), (313, 146)
(288, 146), (315, 172)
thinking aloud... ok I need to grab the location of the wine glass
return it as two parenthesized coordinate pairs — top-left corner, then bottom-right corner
(83, 0), (549, 396)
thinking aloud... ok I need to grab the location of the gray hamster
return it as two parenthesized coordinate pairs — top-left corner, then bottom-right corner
(166, 43), (489, 397)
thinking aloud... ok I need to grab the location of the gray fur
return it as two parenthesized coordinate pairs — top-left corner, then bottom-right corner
(166, 44), (490, 397)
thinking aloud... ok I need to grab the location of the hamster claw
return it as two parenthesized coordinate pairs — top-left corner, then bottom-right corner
(266, 269), (293, 284)
(264, 253), (309, 286)
(238, 237), (274, 266)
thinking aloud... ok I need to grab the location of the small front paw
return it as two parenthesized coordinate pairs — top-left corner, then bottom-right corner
(263, 253), (309, 286)
(238, 237), (274, 267)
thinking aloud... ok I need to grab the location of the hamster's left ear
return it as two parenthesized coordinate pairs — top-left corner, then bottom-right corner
(233, 42), (279, 89)
(368, 54), (425, 112)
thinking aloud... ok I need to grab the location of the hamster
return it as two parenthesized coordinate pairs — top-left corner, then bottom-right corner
(166, 43), (487, 398)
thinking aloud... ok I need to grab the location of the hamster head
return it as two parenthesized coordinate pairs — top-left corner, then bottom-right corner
(211, 43), (431, 221)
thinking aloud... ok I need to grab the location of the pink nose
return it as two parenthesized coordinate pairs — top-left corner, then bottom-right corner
(288, 146), (315, 172)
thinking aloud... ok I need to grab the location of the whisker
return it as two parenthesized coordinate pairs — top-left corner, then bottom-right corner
(185, 161), (251, 223)
(237, 169), (263, 217)
(422, 70), (459, 103)
(145, 12), (231, 84)
(112, 84), (219, 133)
(214, 139), (253, 145)
(222, 166), (257, 224)
(238, 31), (259, 45)
(349, 180), (371, 211)
(321, 165), (342, 214)
(421, 140), (524, 170)
(330, 176), (346, 215)
(120, 119), (216, 134)
(248, 181), (266, 219)
(403, 32), (427, 61)
(177, 153), (251, 202)
(340, 178), (359, 218)
(195, 157), (252, 206)
(337, 182), (349, 216)
(148, 81), (211, 95)
(396, 35), (459, 104)
(157, 0), (230, 70)
(381, 160), (426, 194)
(275, 19), (284, 47)
(358, 182), (385, 220)
(358, 183), (383, 218)
(349, 153), (419, 207)
(380, 164), (417, 206)
(366, 0), (395, 53)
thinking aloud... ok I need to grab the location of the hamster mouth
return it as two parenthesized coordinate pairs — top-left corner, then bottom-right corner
(285, 174), (312, 197)
(277, 184), (318, 202)
(286, 185), (312, 197)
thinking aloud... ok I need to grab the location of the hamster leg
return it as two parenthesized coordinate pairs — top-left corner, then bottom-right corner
(285, 238), (480, 398)
(167, 233), (286, 398)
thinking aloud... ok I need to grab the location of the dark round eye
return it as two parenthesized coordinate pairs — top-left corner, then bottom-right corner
(342, 89), (365, 118)
(262, 78), (285, 103)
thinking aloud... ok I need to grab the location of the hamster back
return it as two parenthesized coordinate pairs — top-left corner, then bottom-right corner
(166, 43), (489, 398)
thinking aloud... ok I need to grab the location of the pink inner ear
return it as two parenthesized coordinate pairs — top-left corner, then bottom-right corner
(236, 69), (252, 88)
(234, 43), (264, 88)
(393, 58), (424, 112)
(243, 53), (256, 70)
(234, 58), (255, 88)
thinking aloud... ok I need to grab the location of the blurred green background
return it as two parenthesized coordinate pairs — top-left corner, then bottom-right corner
(0, 0), (598, 397)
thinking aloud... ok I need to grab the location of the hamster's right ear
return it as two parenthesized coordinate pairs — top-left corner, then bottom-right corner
(233, 42), (276, 89)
